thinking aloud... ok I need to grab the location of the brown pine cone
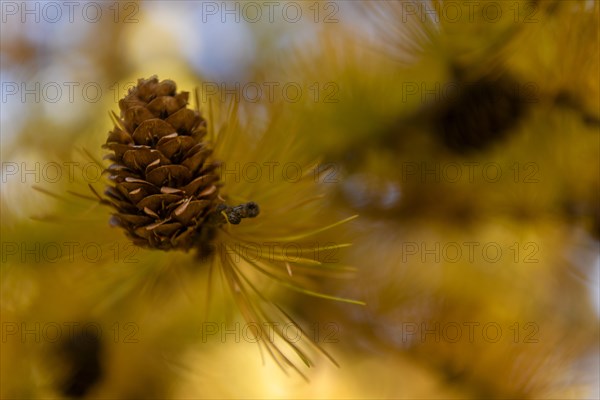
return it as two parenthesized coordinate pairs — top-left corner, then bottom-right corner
(103, 76), (258, 253)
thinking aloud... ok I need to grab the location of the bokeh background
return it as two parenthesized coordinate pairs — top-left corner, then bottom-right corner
(1, 0), (599, 398)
